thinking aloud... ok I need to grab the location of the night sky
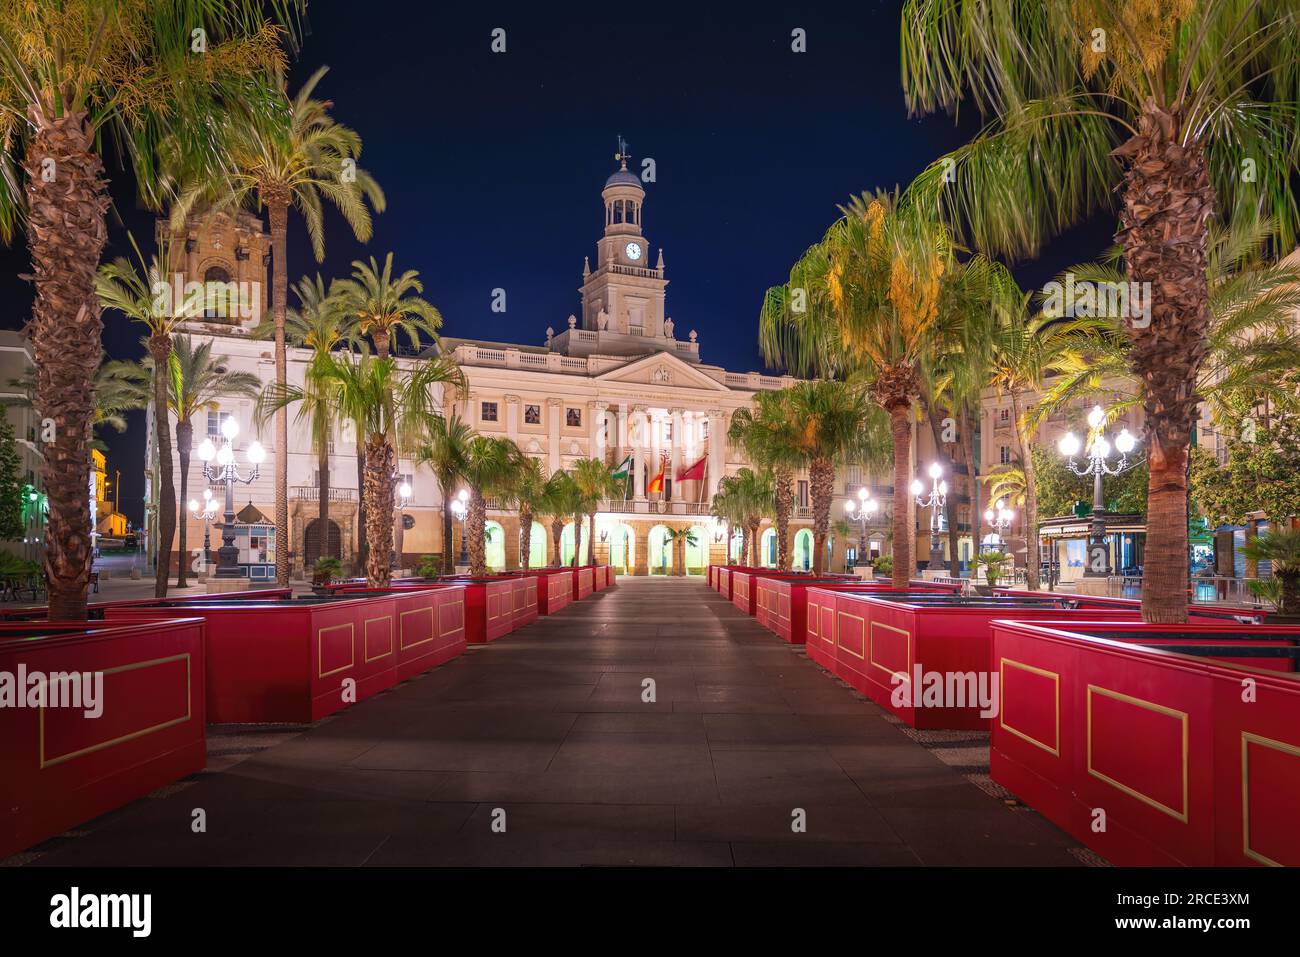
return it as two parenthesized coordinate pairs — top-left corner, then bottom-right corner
(0, 1), (1115, 525)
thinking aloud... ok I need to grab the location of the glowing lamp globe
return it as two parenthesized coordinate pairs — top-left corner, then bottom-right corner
(928, 462), (942, 479)
(247, 440), (266, 464)
(216, 445), (233, 466)
(1115, 429), (1136, 454)
(909, 479), (923, 497)
(844, 500), (856, 513)
(197, 438), (216, 462)
(399, 482), (412, 499)
(1093, 437), (1112, 459)
(1087, 405), (1106, 429)
(1058, 432), (1082, 457)
(221, 417), (240, 441)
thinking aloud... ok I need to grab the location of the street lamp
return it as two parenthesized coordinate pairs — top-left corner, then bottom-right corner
(1058, 404), (1140, 579)
(983, 498), (1015, 551)
(197, 417), (264, 578)
(188, 489), (219, 576)
(910, 462), (948, 572)
(450, 488), (469, 567)
(392, 479), (412, 570)
(843, 486), (879, 567)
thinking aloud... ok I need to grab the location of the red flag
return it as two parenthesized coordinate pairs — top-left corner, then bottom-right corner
(647, 467), (666, 494)
(676, 455), (707, 482)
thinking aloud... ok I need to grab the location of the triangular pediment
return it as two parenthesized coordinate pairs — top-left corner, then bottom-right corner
(594, 351), (728, 392)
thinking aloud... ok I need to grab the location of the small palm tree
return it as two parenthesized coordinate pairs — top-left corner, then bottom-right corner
(729, 391), (803, 571)
(540, 470), (581, 567)
(335, 253), (443, 359)
(458, 437), (525, 576)
(725, 468), (775, 567)
(415, 413), (474, 575)
(96, 236), (198, 597)
(571, 457), (619, 566)
(977, 551), (1011, 588)
(169, 336), (261, 586)
(502, 456), (548, 570)
(1243, 528), (1300, 618)
(664, 527), (699, 577)
(178, 65), (385, 587)
(324, 354), (451, 586)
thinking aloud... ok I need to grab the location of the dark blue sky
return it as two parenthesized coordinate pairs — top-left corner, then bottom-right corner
(2, 0), (1114, 524)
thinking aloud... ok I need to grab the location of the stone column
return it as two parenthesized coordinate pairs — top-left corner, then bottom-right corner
(633, 405), (647, 500)
(669, 408), (684, 503)
(593, 400), (608, 462)
(546, 398), (562, 475)
(504, 394), (520, 441)
(502, 514), (521, 570)
(633, 522), (649, 576)
(650, 410), (662, 494)
(707, 409), (725, 498)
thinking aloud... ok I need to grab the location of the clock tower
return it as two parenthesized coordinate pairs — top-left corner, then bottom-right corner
(579, 145), (668, 337)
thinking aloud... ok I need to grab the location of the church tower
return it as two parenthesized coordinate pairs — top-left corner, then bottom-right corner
(579, 142), (668, 338)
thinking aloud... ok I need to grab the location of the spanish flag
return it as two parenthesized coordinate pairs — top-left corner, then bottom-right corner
(647, 465), (666, 494)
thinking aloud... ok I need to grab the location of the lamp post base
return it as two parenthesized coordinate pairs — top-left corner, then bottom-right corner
(205, 577), (252, 595)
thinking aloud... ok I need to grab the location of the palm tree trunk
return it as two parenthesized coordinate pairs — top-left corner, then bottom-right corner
(774, 465), (793, 571)
(749, 521), (760, 566)
(810, 458), (834, 575)
(1011, 389), (1040, 590)
(267, 199), (291, 588)
(318, 443), (331, 560)
(519, 507), (533, 570)
(468, 492), (487, 576)
(1115, 104), (1213, 624)
(888, 403), (912, 589)
(571, 512), (582, 567)
(363, 433), (395, 587)
(551, 518), (563, 567)
(357, 449), (368, 571)
(442, 491), (455, 574)
(740, 526), (750, 568)
(956, 404), (978, 569)
(1244, 521), (1258, 580)
(586, 511), (597, 565)
(175, 418), (192, 587)
(148, 335), (175, 599)
(25, 112), (107, 620)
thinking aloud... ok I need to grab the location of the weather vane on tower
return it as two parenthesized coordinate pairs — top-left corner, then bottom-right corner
(615, 134), (630, 170)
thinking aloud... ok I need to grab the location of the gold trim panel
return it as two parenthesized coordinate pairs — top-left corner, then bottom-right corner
(1086, 684), (1189, 823)
(998, 658), (1060, 756)
(317, 623), (356, 679)
(869, 621), (910, 678)
(364, 614), (394, 662)
(1241, 731), (1300, 866)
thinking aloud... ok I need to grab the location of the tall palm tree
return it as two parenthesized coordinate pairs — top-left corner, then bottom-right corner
(324, 354), (451, 586)
(709, 481), (745, 565)
(169, 336), (261, 587)
(176, 65), (385, 588)
(415, 413), (474, 574)
(729, 391), (804, 571)
(783, 380), (890, 576)
(458, 437), (525, 576)
(255, 275), (356, 567)
(335, 253), (443, 359)
(504, 456), (548, 570)
(0, 1), (295, 618)
(900, 0), (1300, 621)
(571, 457), (619, 566)
(727, 468), (775, 568)
(761, 191), (954, 587)
(95, 237), (199, 597)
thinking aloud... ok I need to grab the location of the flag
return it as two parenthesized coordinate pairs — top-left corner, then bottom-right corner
(676, 454), (706, 482)
(647, 466), (666, 494)
(611, 454), (633, 479)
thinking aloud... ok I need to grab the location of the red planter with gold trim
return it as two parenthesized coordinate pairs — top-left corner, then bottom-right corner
(332, 586), (467, 681)
(572, 566), (595, 600)
(990, 619), (1300, 866)
(0, 618), (207, 859)
(1, 587), (293, 622)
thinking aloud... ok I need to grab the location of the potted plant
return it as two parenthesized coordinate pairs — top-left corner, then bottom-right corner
(311, 556), (344, 591)
(975, 551), (1010, 596)
(1243, 528), (1300, 622)
(417, 554), (442, 580)
(871, 555), (893, 581)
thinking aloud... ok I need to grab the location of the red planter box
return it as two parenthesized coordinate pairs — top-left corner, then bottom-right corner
(330, 586), (468, 682)
(801, 591), (1219, 730)
(990, 619), (1300, 866)
(105, 590), (461, 722)
(573, 566), (595, 600)
(759, 579), (955, 643)
(510, 576), (539, 629)
(992, 588), (1268, 624)
(731, 569), (860, 617)
(0, 618), (207, 859)
(435, 577), (520, 644)
(1, 587), (293, 622)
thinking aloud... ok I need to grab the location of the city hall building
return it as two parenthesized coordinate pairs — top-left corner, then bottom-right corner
(150, 157), (834, 577)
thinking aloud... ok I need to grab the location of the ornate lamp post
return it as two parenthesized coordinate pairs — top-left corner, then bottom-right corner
(910, 463), (948, 572)
(196, 417), (265, 579)
(1058, 405), (1140, 579)
(450, 488), (469, 567)
(843, 486), (879, 566)
(982, 498), (1016, 552)
(188, 489), (219, 576)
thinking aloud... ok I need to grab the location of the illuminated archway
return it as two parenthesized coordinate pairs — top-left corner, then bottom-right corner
(647, 524), (672, 574)
(561, 521), (591, 565)
(607, 522), (635, 573)
(484, 520), (505, 570)
(527, 521), (548, 567)
(760, 528), (777, 567)
(685, 525), (709, 573)
(793, 528), (814, 571)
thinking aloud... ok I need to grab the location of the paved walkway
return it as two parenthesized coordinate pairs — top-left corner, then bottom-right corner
(14, 578), (1088, 867)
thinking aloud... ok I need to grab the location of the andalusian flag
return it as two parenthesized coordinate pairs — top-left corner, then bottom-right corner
(611, 454), (633, 480)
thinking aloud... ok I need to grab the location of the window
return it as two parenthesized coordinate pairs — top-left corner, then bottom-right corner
(999, 408), (1011, 424)
(797, 480), (809, 507)
(481, 401), (498, 422)
(664, 421), (673, 442)
(999, 445), (1011, 465)
(524, 404), (541, 425)
(207, 410), (232, 437)
(566, 407), (582, 428)
(701, 420), (710, 440)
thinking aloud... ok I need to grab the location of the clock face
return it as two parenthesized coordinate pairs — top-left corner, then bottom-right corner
(624, 242), (642, 261)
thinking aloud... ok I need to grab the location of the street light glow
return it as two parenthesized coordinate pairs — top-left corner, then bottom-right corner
(247, 440), (266, 464)
(221, 416), (240, 441)
(197, 438), (216, 461)
(1087, 404), (1105, 429)
(1058, 432), (1081, 457)
(1115, 428), (1136, 454)
(928, 462), (942, 479)
(909, 479), (923, 496)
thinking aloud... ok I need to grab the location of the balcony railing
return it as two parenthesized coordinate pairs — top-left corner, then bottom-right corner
(291, 486), (356, 502)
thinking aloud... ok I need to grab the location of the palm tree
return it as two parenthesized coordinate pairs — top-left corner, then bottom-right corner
(176, 65), (385, 588)
(335, 253), (443, 359)
(664, 527), (699, 577)
(415, 413), (474, 575)
(729, 391), (804, 571)
(0, 0), (294, 619)
(571, 457), (619, 567)
(325, 354), (452, 586)
(458, 437), (524, 576)
(95, 237), (199, 598)
(709, 481), (745, 565)
(540, 470), (580, 568)
(900, 1), (1300, 622)
(1243, 528), (1300, 617)
(761, 192), (955, 587)
(726, 468), (775, 567)
(169, 336), (261, 587)
(504, 456), (549, 570)
(257, 275), (357, 565)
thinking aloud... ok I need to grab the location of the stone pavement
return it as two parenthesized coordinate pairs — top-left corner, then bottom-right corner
(11, 577), (1090, 867)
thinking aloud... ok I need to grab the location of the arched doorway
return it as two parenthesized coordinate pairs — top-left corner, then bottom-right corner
(685, 525), (709, 574)
(561, 521), (590, 565)
(794, 529), (813, 571)
(729, 528), (744, 563)
(608, 522), (635, 573)
(303, 518), (341, 567)
(647, 524), (672, 574)
(527, 521), (548, 567)
(485, 520), (505, 570)
(760, 528), (777, 567)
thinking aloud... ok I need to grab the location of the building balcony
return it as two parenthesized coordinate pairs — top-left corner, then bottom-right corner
(291, 486), (357, 503)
